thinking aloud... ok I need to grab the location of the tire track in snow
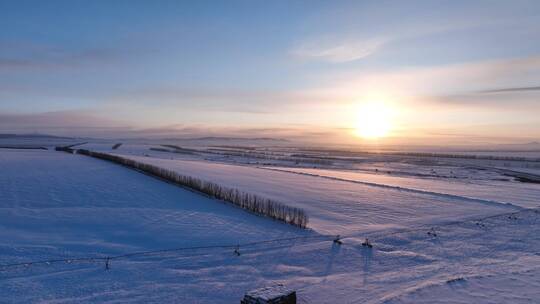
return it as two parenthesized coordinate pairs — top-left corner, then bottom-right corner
(260, 167), (523, 211)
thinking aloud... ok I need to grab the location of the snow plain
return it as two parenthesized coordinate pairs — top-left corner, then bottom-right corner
(265, 166), (540, 209)
(1, 145), (540, 303)
(115, 155), (520, 236)
(0, 149), (313, 302)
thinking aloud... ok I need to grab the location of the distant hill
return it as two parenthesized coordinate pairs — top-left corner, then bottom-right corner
(166, 136), (289, 142)
(0, 133), (75, 140)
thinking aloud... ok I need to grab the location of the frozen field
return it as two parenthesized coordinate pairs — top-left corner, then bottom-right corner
(265, 166), (540, 209)
(0, 149), (313, 302)
(1, 147), (539, 303)
(115, 155), (520, 236)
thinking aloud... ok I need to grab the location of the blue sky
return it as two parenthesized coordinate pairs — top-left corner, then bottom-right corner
(1, 0), (540, 144)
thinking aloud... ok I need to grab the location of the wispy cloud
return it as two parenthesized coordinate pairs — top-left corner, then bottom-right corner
(314, 55), (540, 97)
(478, 86), (540, 94)
(292, 38), (385, 63)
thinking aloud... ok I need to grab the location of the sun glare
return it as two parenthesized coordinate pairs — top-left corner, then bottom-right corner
(354, 101), (393, 139)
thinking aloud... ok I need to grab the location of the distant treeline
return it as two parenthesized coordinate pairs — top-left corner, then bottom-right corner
(159, 145), (197, 154)
(295, 149), (540, 163)
(206, 148), (333, 165)
(380, 151), (540, 162)
(55, 142), (88, 153)
(149, 147), (195, 155)
(76, 149), (308, 228)
(149, 147), (170, 152)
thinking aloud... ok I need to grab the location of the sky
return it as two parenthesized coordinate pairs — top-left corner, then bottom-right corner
(1, 0), (540, 145)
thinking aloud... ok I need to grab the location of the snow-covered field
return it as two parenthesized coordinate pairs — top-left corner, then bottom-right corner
(112, 155), (524, 234)
(2, 144), (540, 303)
(264, 166), (540, 209)
(0, 149), (313, 302)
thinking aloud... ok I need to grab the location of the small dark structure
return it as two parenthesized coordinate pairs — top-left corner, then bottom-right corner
(241, 284), (296, 304)
(361, 238), (373, 248)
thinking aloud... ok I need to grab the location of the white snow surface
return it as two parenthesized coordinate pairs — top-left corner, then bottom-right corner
(117, 155), (520, 236)
(265, 167), (540, 209)
(1, 148), (540, 303)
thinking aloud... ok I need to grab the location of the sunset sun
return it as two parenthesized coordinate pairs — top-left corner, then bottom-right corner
(354, 101), (394, 139)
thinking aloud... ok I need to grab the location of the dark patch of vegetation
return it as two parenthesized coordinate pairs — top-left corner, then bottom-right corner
(514, 176), (540, 184)
(77, 149), (308, 228)
(161, 145), (197, 154)
(205, 149), (333, 165)
(149, 147), (170, 152)
(55, 146), (75, 153)
(211, 145), (258, 151)
(385, 152), (540, 162)
(55, 142), (88, 153)
(296, 148), (540, 162)
(150, 147), (195, 155)
(288, 157), (333, 165)
(446, 277), (466, 284)
(161, 144), (184, 150)
(112, 143), (122, 150)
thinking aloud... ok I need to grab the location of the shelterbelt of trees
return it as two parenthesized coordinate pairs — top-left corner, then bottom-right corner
(75, 149), (309, 228)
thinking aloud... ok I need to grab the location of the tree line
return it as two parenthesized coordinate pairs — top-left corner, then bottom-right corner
(76, 149), (308, 228)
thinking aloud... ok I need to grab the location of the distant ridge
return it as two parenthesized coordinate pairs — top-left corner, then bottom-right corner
(0, 133), (75, 140)
(161, 136), (289, 142)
